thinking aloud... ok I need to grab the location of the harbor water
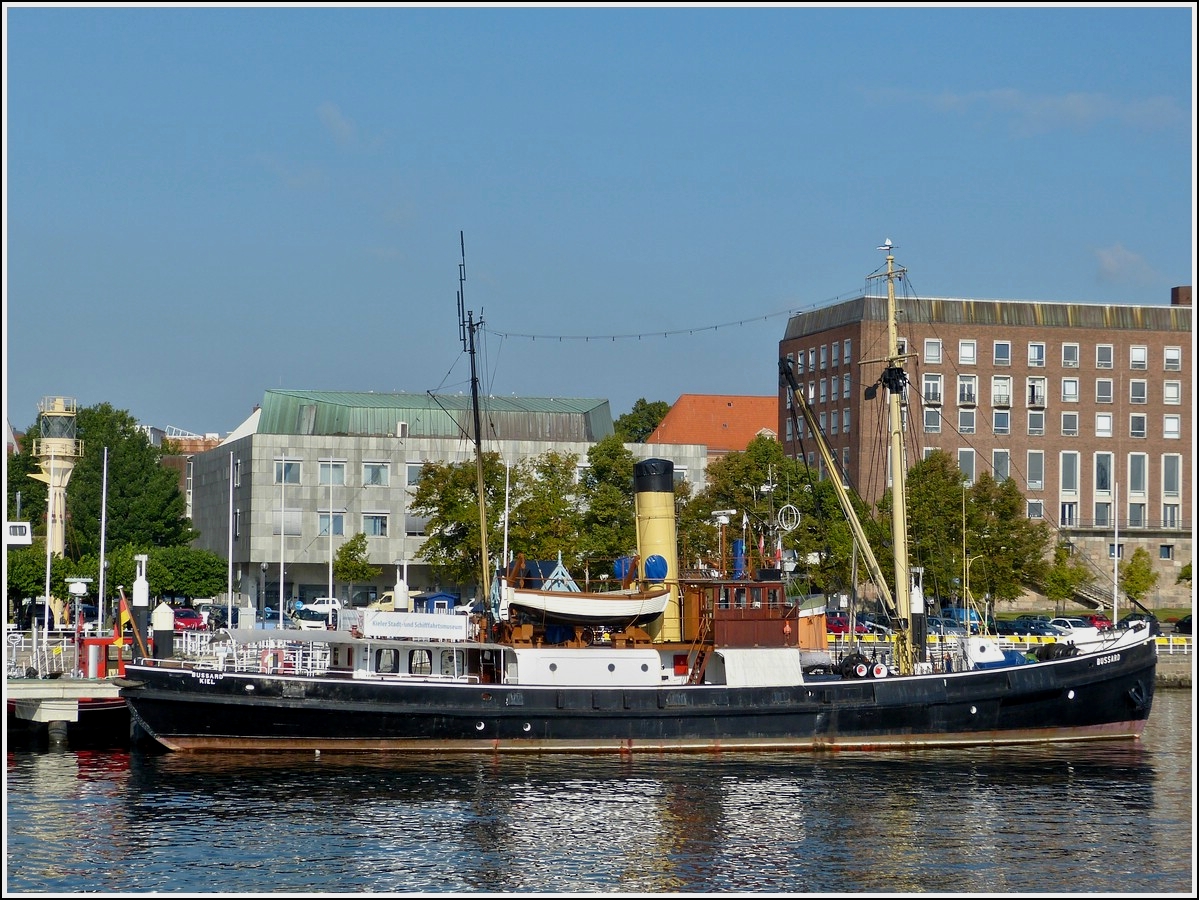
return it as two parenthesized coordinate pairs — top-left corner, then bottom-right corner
(4, 690), (1193, 895)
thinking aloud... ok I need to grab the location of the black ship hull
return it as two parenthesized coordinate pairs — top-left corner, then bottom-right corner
(121, 639), (1156, 753)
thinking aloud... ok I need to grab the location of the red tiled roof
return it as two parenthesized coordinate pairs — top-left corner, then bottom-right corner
(647, 395), (777, 453)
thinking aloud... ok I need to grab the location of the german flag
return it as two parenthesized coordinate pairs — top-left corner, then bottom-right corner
(112, 595), (133, 647)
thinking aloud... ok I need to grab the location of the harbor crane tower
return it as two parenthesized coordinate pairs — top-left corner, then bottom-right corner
(29, 396), (84, 557)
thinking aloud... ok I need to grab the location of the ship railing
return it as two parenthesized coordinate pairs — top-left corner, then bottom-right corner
(7, 631), (79, 678)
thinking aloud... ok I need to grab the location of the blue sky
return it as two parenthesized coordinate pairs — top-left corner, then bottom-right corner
(4, 4), (1194, 437)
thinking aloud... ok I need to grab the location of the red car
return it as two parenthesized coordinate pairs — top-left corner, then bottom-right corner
(1082, 612), (1113, 629)
(826, 614), (868, 635)
(172, 607), (207, 631)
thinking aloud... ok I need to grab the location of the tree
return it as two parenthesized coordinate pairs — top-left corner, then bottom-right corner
(1120, 547), (1159, 603)
(1177, 563), (1192, 585)
(6, 403), (195, 560)
(577, 435), (639, 579)
(334, 533), (381, 601)
(614, 398), (670, 443)
(1042, 543), (1093, 616)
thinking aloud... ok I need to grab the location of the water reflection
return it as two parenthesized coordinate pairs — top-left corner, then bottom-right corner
(6, 691), (1192, 894)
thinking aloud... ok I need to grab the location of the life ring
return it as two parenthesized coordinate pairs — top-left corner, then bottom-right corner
(872, 663), (888, 678)
(260, 648), (287, 673)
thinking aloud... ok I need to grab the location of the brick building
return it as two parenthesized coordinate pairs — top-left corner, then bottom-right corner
(779, 286), (1192, 606)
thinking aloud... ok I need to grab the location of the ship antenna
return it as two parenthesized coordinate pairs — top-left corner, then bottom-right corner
(457, 232), (491, 604)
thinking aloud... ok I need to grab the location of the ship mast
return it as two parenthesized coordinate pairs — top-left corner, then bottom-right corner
(457, 232), (491, 604)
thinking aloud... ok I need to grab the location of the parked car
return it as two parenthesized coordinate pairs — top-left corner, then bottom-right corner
(825, 614), (867, 635)
(1080, 612), (1113, 629)
(1117, 612), (1161, 636)
(1174, 614), (1192, 635)
(926, 616), (967, 637)
(1048, 617), (1099, 640)
(171, 607), (207, 631)
(291, 606), (334, 630)
(297, 597), (344, 618)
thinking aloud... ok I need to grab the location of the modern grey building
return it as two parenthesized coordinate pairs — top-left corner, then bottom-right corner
(186, 390), (708, 612)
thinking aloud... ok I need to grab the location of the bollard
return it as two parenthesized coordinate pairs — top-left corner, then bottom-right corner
(87, 643), (102, 679)
(151, 602), (175, 660)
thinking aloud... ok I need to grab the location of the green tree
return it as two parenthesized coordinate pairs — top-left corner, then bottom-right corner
(1177, 563), (1192, 584)
(1119, 547), (1159, 603)
(577, 436), (639, 579)
(506, 450), (585, 569)
(1042, 543), (1093, 615)
(6, 403), (195, 560)
(614, 398), (670, 443)
(334, 533), (381, 601)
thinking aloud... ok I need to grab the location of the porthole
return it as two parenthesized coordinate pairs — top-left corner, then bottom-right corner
(970, 706), (977, 715)
(475, 721), (485, 731)
(608, 663), (616, 672)
(640, 663), (649, 672)
(549, 663), (558, 672)
(1067, 689), (1075, 700)
(522, 723), (531, 733)
(244, 684), (255, 693)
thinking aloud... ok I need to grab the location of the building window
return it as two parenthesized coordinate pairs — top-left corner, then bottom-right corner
(1060, 502), (1078, 526)
(993, 410), (1010, 435)
(273, 507), (302, 536)
(785, 418), (793, 442)
(1129, 453), (1147, 494)
(1027, 377), (1047, 407)
(993, 449), (1010, 481)
(958, 449), (975, 485)
(991, 376), (1011, 407)
(923, 374), (942, 405)
(831, 342), (840, 368)
(959, 409), (975, 434)
(993, 341), (1011, 366)
(842, 409), (851, 435)
(406, 462), (425, 486)
(1095, 503), (1111, 527)
(1160, 544), (1174, 560)
(1163, 505), (1180, 528)
(808, 349), (816, 373)
(1163, 454), (1181, 497)
(924, 338), (942, 364)
(1129, 345), (1148, 370)
(1061, 451), (1079, 493)
(796, 351), (805, 376)
(1062, 343), (1079, 368)
(958, 376), (977, 405)
(959, 340), (976, 365)
(819, 411), (827, 433)
(1061, 411), (1079, 436)
(274, 459), (301, 485)
(1061, 378), (1079, 403)
(819, 378), (828, 403)
(1129, 380), (1147, 405)
(1129, 414), (1147, 439)
(1027, 451), (1044, 491)
(1163, 415), (1181, 439)
(830, 413), (839, 435)
(1028, 500), (1044, 519)
(1164, 380), (1181, 405)
(843, 340), (852, 365)
(842, 373), (851, 399)
(1096, 379), (1113, 404)
(1107, 543), (1124, 560)
(1028, 342), (1046, 367)
(1095, 413), (1112, 438)
(1027, 411), (1045, 436)
(1164, 346), (1182, 371)
(819, 345), (828, 370)
(1096, 345), (1113, 369)
(319, 512), (345, 537)
(1095, 452), (1113, 492)
(363, 513), (389, 537)
(363, 462), (390, 487)
(319, 460), (346, 486)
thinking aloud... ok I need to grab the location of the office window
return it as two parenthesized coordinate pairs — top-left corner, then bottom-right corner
(1028, 342), (1046, 367)
(274, 459), (301, 485)
(1163, 415), (1180, 439)
(1062, 343), (1079, 368)
(1164, 381), (1181, 405)
(1163, 506), (1180, 528)
(842, 373), (851, 399)
(958, 449), (975, 485)
(831, 342), (840, 368)
(273, 507), (302, 536)
(1027, 376), (1047, 407)
(1129, 380), (1147, 405)
(1095, 413), (1112, 438)
(406, 462), (425, 486)
(819, 378), (828, 403)
(807, 349), (816, 372)
(1160, 545), (1174, 560)
(363, 462), (390, 487)
(318, 512), (346, 537)
(819, 345), (828, 370)
(924, 338), (942, 364)
(842, 409), (851, 435)
(993, 341), (1011, 366)
(830, 413), (839, 435)
(362, 513), (389, 537)
(785, 418), (793, 442)
(319, 460), (346, 486)
(1095, 503), (1111, 527)
(1061, 378), (1079, 403)
(1027, 500), (1044, 519)
(1061, 411), (1079, 436)
(796, 350), (805, 376)
(1129, 414), (1146, 439)
(1027, 451), (1044, 491)
(958, 375), (977, 405)
(1164, 346), (1182, 371)
(923, 374), (942, 404)
(993, 410), (1010, 435)
(1060, 502), (1078, 526)
(1027, 411), (1045, 436)
(1095, 452), (1113, 492)
(959, 409), (975, 434)
(819, 411), (827, 433)
(1096, 379), (1113, 404)
(1061, 451), (1079, 492)
(843, 339), (852, 365)
(1107, 543), (1124, 559)
(991, 375), (1012, 407)
(1163, 454), (1181, 497)
(959, 340), (976, 365)
(1129, 345), (1147, 370)
(1096, 345), (1113, 369)
(993, 449), (1010, 481)
(1129, 453), (1147, 495)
